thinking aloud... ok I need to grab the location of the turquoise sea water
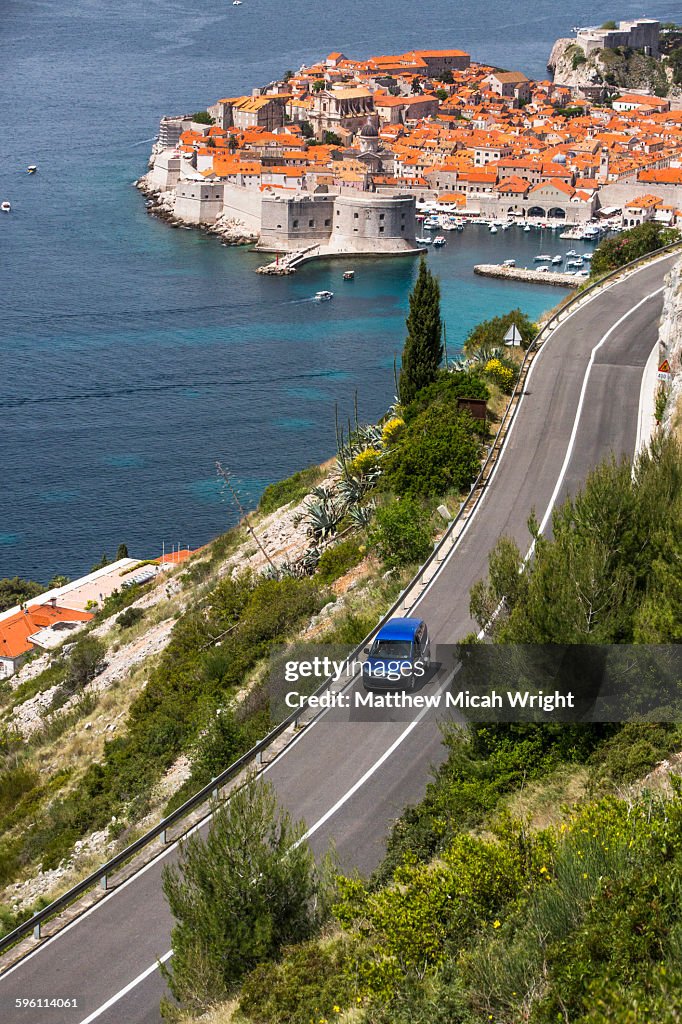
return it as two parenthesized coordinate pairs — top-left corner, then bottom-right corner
(1, 0), (678, 580)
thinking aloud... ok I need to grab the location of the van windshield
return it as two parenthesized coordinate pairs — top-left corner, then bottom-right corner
(370, 640), (413, 659)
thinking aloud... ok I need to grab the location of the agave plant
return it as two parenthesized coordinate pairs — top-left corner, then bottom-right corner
(295, 487), (344, 542)
(347, 501), (376, 529)
(354, 423), (383, 448)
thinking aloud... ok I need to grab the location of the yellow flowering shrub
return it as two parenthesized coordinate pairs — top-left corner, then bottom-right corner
(349, 447), (381, 477)
(484, 358), (515, 394)
(381, 416), (405, 447)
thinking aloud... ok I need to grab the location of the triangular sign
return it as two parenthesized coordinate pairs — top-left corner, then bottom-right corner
(504, 324), (523, 346)
(658, 359), (671, 373)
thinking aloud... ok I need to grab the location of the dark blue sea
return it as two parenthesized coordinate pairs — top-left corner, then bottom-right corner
(1, 0), (678, 580)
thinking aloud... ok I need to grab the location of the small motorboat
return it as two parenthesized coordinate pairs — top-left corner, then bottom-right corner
(502, 259), (516, 267)
(27, 165), (37, 174)
(489, 224), (498, 233)
(314, 290), (333, 301)
(524, 224), (531, 232)
(565, 249), (578, 257)
(534, 254), (552, 261)
(551, 255), (563, 265)
(1, 201), (11, 212)
(343, 270), (354, 280)
(232, 1), (242, 5)
(432, 236), (447, 247)
(416, 236), (432, 245)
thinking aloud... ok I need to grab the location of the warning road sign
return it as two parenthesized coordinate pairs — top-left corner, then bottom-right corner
(658, 359), (672, 383)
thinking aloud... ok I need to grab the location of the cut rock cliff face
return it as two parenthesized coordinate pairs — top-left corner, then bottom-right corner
(548, 38), (680, 97)
(658, 256), (682, 437)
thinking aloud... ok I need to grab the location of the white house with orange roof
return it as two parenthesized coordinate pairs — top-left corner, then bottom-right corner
(0, 558), (158, 678)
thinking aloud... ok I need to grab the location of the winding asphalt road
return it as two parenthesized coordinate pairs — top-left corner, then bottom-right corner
(1, 251), (677, 1024)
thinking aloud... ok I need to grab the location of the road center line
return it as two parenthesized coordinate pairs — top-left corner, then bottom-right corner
(77, 951), (173, 1024)
(530, 285), (664, 555)
(77, 672), (455, 1023)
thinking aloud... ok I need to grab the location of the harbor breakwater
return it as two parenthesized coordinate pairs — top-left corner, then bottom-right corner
(474, 264), (581, 287)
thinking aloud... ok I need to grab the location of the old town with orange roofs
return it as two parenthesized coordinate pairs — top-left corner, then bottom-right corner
(137, 17), (682, 265)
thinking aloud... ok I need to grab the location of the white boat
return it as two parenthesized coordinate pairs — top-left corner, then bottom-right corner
(551, 255), (563, 265)
(432, 236), (447, 247)
(524, 224), (531, 232)
(581, 252), (592, 260)
(343, 270), (354, 280)
(232, 1), (242, 5)
(489, 224), (498, 234)
(27, 165), (37, 174)
(534, 254), (552, 262)
(423, 218), (440, 229)
(1, 201), (11, 212)
(565, 249), (579, 257)
(566, 258), (584, 268)
(502, 259), (516, 267)
(416, 236), (432, 245)
(313, 290), (333, 301)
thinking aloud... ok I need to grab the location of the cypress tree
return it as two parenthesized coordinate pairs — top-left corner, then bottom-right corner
(399, 257), (443, 406)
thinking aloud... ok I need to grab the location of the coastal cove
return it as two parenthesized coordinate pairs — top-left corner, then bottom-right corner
(2, 0), (679, 582)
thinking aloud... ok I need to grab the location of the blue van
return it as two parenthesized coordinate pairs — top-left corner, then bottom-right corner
(363, 617), (431, 691)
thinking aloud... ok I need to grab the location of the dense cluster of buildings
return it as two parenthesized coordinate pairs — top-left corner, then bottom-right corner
(144, 29), (682, 255)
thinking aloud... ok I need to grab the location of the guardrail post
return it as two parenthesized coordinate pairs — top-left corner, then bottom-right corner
(100, 874), (107, 892)
(256, 748), (263, 767)
(211, 777), (219, 800)
(161, 828), (168, 845)
(32, 911), (40, 940)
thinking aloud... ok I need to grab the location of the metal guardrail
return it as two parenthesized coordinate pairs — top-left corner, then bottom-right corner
(1, 240), (680, 961)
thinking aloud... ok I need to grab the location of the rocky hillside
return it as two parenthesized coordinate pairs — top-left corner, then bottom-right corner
(548, 36), (681, 98)
(659, 256), (682, 437)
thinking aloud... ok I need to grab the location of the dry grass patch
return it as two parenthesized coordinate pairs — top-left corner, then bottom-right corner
(502, 764), (591, 832)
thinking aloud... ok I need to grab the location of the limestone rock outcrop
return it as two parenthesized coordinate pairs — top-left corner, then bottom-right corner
(658, 257), (682, 435)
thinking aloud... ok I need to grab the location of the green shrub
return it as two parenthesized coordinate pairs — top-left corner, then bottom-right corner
(117, 606), (145, 630)
(63, 635), (106, 696)
(384, 408), (482, 499)
(320, 610), (376, 645)
(239, 937), (360, 1024)
(161, 781), (331, 1016)
(464, 308), (536, 354)
(0, 576), (43, 613)
(0, 764), (39, 819)
(404, 370), (489, 419)
(316, 539), (364, 584)
(591, 222), (680, 277)
(258, 465), (326, 515)
(368, 498), (432, 569)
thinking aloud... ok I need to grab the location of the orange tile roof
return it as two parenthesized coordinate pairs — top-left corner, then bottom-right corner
(0, 605), (93, 660)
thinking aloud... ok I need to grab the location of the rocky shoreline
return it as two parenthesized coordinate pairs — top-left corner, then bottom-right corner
(134, 177), (258, 246)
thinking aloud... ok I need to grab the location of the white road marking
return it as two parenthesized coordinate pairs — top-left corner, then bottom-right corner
(531, 285), (664, 554)
(77, 950), (173, 1024)
(76, 673), (454, 1022)
(474, 284), (665, 639)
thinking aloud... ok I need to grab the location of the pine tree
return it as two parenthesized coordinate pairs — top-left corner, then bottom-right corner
(161, 780), (331, 1018)
(399, 258), (443, 406)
